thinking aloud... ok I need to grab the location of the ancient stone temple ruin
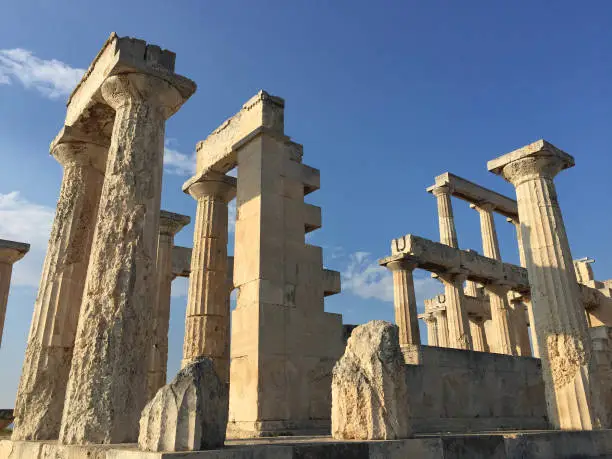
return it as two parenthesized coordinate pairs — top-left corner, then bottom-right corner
(2, 32), (612, 459)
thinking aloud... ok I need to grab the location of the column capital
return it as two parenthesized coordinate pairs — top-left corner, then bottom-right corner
(101, 73), (184, 120)
(488, 139), (575, 186)
(183, 171), (237, 202)
(159, 210), (190, 237)
(437, 268), (469, 284)
(430, 183), (453, 198)
(385, 256), (418, 272)
(506, 216), (520, 226)
(470, 202), (495, 213)
(0, 239), (29, 264)
(485, 281), (513, 296)
(51, 141), (108, 173)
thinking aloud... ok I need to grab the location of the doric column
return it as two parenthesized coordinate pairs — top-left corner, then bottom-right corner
(59, 73), (189, 445)
(12, 137), (107, 441)
(182, 172), (236, 383)
(437, 271), (472, 350)
(509, 295), (532, 356)
(147, 211), (190, 401)
(489, 140), (602, 429)
(485, 283), (517, 355)
(385, 257), (420, 346)
(433, 309), (449, 347)
(422, 313), (439, 346)
(471, 202), (501, 260)
(431, 185), (458, 248)
(508, 216), (538, 356)
(469, 316), (488, 352)
(0, 240), (29, 348)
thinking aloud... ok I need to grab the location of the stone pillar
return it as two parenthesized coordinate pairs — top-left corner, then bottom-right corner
(59, 73), (189, 445)
(431, 185), (458, 248)
(437, 271), (472, 350)
(508, 216), (538, 357)
(469, 316), (488, 352)
(472, 203), (501, 260)
(485, 283), (517, 355)
(12, 138), (107, 441)
(509, 295), (532, 357)
(433, 310), (449, 347)
(0, 240), (29, 348)
(422, 313), (439, 346)
(147, 211), (190, 401)
(182, 172), (236, 383)
(386, 257), (420, 346)
(489, 140), (603, 429)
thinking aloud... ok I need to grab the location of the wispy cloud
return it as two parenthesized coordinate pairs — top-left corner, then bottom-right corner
(0, 49), (84, 99)
(339, 250), (442, 310)
(164, 143), (197, 176)
(0, 191), (54, 287)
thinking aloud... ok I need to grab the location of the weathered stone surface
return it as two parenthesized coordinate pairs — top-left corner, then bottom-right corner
(59, 69), (194, 445)
(12, 138), (106, 441)
(331, 321), (411, 440)
(138, 358), (228, 452)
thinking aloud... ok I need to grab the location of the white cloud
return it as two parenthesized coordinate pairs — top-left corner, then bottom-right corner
(163, 145), (196, 176)
(340, 251), (443, 310)
(0, 48), (85, 99)
(0, 191), (54, 287)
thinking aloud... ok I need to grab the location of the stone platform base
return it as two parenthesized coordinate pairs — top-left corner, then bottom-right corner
(3, 430), (612, 459)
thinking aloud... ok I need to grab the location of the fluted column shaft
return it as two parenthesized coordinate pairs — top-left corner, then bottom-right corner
(509, 299), (532, 356)
(498, 150), (601, 430)
(423, 314), (439, 346)
(474, 203), (501, 260)
(12, 142), (106, 441)
(432, 185), (458, 248)
(182, 172), (236, 383)
(147, 211), (190, 401)
(59, 74), (183, 445)
(469, 316), (488, 352)
(0, 243), (28, 348)
(486, 283), (517, 355)
(438, 272), (472, 350)
(386, 258), (420, 346)
(433, 310), (449, 347)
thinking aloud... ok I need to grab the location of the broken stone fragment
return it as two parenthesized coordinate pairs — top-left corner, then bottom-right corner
(331, 320), (411, 440)
(138, 357), (228, 452)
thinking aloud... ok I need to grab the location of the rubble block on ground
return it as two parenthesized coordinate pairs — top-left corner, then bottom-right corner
(138, 357), (228, 452)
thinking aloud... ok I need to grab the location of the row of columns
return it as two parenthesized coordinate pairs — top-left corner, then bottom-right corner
(13, 72), (194, 444)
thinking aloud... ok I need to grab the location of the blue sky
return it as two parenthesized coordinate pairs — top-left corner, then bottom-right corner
(1, 1), (611, 407)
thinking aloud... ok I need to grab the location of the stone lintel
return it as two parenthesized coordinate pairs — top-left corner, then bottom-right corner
(195, 91), (285, 174)
(159, 210), (190, 236)
(487, 139), (575, 176)
(427, 172), (518, 220)
(304, 204), (322, 233)
(383, 234), (530, 292)
(66, 32), (196, 129)
(0, 239), (30, 263)
(323, 269), (341, 297)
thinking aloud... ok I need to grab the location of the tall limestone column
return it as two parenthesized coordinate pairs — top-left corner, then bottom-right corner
(432, 185), (458, 248)
(508, 216), (539, 357)
(437, 271), (472, 350)
(59, 73), (193, 445)
(509, 294), (532, 356)
(489, 139), (604, 429)
(12, 136), (107, 441)
(0, 240), (29, 348)
(385, 257), (420, 346)
(433, 310), (449, 347)
(422, 313), (439, 346)
(472, 203), (517, 356)
(469, 316), (488, 352)
(147, 210), (190, 401)
(182, 172), (236, 383)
